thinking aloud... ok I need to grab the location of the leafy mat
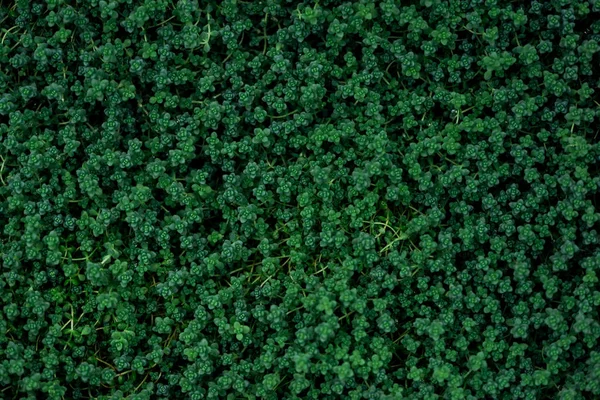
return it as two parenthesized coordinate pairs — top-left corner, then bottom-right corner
(1, 0), (600, 399)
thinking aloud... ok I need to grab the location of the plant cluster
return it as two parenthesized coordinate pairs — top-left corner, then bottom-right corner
(1, 0), (600, 398)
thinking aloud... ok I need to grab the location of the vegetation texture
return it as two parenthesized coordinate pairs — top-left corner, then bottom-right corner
(1, 0), (600, 399)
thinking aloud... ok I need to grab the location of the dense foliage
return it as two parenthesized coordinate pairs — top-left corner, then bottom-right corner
(1, 0), (600, 398)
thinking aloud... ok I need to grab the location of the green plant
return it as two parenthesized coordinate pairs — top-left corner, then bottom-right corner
(1, 0), (600, 399)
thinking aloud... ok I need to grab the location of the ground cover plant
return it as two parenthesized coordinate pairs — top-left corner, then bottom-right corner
(1, 0), (600, 398)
